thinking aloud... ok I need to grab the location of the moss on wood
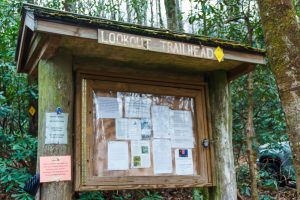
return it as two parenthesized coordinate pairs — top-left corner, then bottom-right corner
(21, 3), (265, 55)
(37, 48), (73, 199)
(208, 71), (236, 200)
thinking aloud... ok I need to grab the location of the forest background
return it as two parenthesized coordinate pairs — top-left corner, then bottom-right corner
(1, 0), (300, 199)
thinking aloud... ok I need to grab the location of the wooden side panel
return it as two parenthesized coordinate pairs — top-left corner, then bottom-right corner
(37, 48), (74, 199)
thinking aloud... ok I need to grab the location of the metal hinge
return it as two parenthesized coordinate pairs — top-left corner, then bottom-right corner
(202, 139), (216, 148)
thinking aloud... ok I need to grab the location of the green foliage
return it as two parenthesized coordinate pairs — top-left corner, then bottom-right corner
(192, 188), (208, 200)
(77, 191), (105, 200)
(261, 179), (278, 190)
(231, 65), (287, 161)
(140, 190), (163, 200)
(258, 161), (280, 186)
(240, 183), (251, 197)
(236, 164), (251, 196)
(77, 190), (163, 200)
(112, 193), (133, 200)
(130, 0), (148, 24)
(253, 66), (287, 143)
(293, 0), (300, 19)
(0, 0), (297, 199)
(187, 0), (263, 46)
(259, 194), (274, 200)
(0, 0), (37, 199)
(231, 66), (287, 197)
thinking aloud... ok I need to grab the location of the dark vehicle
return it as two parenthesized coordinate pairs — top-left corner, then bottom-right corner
(257, 142), (296, 187)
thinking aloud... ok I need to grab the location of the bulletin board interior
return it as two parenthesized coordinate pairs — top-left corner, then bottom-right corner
(75, 73), (214, 191)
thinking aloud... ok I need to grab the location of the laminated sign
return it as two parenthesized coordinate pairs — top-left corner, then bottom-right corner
(45, 112), (68, 144)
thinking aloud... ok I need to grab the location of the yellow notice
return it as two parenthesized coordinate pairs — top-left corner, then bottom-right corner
(214, 46), (224, 62)
(29, 106), (36, 116)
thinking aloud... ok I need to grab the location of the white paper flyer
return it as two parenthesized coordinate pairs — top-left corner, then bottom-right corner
(131, 140), (151, 168)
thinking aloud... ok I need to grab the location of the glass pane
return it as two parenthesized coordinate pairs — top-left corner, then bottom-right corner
(92, 90), (198, 177)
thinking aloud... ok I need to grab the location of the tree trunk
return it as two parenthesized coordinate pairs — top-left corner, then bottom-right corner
(200, 1), (207, 35)
(175, 0), (183, 31)
(244, 11), (258, 199)
(126, 0), (132, 23)
(110, 0), (116, 20)
(36, 48), (74, 200)
(208, 71), (237, 200)
(164, 0), (179, 31)
(246, 72), (258, 200)
(157, 0), (164, 28)
(150, 0), (154, 27)
(63, 0), (74, 12)
(132, 1), (143, 25)
(257, 0), (300, 197)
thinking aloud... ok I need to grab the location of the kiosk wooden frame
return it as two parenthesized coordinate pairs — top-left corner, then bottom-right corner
(15, 4), (266, 199)
(75, 72), (213, 191)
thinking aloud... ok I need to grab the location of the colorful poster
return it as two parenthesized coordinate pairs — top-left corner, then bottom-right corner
(175, 149), (194, 175)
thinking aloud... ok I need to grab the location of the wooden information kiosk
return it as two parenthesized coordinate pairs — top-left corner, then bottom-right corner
(16, 4), (265, 199)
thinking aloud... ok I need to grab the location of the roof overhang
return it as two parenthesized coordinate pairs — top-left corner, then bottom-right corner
(16, 4), (266, 80)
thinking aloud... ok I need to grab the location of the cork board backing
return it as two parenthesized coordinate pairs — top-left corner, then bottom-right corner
(75, 73), (214, 191)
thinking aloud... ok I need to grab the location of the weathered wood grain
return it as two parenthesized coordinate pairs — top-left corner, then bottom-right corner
(34, 20), (264, 64)
(208, 71), (237, 200)
(37, 48), (74, 200)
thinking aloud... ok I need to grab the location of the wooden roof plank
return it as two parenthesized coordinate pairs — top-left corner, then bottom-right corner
(15, 3), (266, 79)
(20, 3), (265, 55)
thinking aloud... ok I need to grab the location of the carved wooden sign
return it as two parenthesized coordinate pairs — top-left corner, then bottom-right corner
(98, 29), (217, 60)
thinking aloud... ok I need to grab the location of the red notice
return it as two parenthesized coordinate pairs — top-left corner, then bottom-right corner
(40, 156), (71, 183)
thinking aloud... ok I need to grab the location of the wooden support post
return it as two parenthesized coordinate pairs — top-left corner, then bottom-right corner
(37, 48), (73, 200)
(207, 71), (237, 200)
